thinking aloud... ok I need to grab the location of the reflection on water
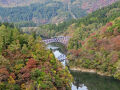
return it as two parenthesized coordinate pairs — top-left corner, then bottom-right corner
(72, 84), (88, 90)
(53, 48), (66, 65)
(71, 71), (120, 90)
(47, 45), (59, 50)
(47, 44), (120, 90)
(47, 44), (66, 65)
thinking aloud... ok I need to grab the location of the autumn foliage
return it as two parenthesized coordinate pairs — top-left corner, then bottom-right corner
(68, 17), (120, 80)
(0, 24), (73, 90)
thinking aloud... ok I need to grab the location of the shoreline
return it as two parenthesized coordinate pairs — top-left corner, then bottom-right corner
(69, 67), (111, 77)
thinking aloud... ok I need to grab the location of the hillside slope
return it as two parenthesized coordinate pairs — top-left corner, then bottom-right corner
(68, 0), (120, 49)
(0, 0), (49, 7)
(0, 24), (72, 89)
(68, 17), (120, 80)
(21, 1), (120, 39)
(0, 0), (117, 25)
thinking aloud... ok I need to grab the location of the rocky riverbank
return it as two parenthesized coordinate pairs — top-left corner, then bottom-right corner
(70, 67), (111, 77)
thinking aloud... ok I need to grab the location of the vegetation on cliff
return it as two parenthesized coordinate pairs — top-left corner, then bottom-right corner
(0, 24), (72, 89)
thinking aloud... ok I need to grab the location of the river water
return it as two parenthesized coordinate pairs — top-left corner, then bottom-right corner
(47, 44), (120, 90)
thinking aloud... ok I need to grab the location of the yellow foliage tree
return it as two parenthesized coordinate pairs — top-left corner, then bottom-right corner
(8, 76), (15, 84)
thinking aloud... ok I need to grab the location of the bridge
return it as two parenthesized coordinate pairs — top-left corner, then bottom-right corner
(42, 36), (70, 45)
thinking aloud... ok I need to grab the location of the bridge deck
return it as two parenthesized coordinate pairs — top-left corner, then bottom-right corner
(42, 36), (71, 45)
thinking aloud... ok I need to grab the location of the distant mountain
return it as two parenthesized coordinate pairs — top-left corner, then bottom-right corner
(0, 0), (118, 26)
(21, 0), (120, 39)
(0, 0), (48, 7)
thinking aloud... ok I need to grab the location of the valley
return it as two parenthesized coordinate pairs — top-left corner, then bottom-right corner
(0, 0), (120, 90)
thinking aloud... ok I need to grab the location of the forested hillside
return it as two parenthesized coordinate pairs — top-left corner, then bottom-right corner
(68, 1), (120, 49)
(0, 0), (120, 89)
(65, 1), (120, 80)
(0, 0), (117, 26)
(0, 24), (72, 89)
(68, 17), (120, 80)
(21, 1), (120, 39)
(0, 0), (49, 7)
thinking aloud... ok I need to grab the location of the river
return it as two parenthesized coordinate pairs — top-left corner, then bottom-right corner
(47, 44), (120, 90)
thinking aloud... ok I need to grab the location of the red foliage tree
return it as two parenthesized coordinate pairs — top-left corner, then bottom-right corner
(10, 73), (16, 79)
(0, 68), (9, 82)
(106, 22), (113, 27)
(26, 58), (37, 69)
